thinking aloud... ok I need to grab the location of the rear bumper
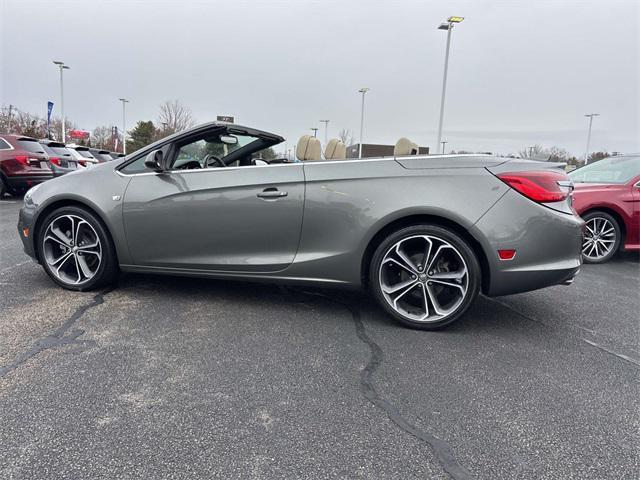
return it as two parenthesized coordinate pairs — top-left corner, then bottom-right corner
(471, 190), (584, 297)
(5, 174), (53, 191)
(49, 164), (77, 177)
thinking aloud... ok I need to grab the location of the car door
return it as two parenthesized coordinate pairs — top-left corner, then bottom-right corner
(122, 162), (305, 272)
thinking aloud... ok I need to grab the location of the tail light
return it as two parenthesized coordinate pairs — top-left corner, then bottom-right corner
(15, 155), (29, 165)
(49, 157), (61, 166)
(78, 160), (86, 167)
(497, 171), (570, 203)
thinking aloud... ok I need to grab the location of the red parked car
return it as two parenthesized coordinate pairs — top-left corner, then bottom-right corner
(569, 154), (640, 263)
(0, 134), (53, 197)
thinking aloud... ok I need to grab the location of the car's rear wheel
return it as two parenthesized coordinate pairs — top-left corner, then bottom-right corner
(38, 206), (118, 291)
(581, 211), (621, 264)
(0, 176), (7, 197)
(370, 225), (481, 330)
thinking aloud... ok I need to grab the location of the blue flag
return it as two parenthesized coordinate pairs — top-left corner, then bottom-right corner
(47, 101), (54, 137)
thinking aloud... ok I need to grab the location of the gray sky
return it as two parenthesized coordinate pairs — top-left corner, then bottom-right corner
(1, 0), (638, 155)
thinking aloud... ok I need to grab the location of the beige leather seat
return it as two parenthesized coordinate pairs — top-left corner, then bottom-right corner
(411, 142), (420, 155)
(296, 135), (322, 161)
(394, 137), (418, 156)
(324, 138), (346, 160)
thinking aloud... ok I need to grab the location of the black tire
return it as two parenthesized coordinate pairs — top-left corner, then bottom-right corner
(37, 205), (119, 291)
(581, 210), (621, 264)
(369, 224), (481, 330)
(0, 176), (7, 198)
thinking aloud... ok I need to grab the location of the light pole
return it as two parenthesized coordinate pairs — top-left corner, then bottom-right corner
(436, 16), (464, 154)
(310, 127), (319, 138)
(441, 141), (448, 154)
(53, 61), (70, 142)
(358, 87), (370, 159)
(319, 119), (330, 144)
(583, 113), (600, 165)
(119, 98), (129, 154)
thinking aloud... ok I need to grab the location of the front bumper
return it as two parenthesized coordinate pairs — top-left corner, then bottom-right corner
(471, 189), (584, 297)
(18, 199), (38, 261)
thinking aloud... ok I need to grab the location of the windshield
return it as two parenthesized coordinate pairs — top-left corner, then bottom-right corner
(569, 156), (640, 184)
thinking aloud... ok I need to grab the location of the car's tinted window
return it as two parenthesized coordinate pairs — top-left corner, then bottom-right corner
(120, 154), (150, 174)
(50, 146), (73, 157)
(0, 138), (11, 150)
(569, 156), (640, 184)
(74, 149), (97, 159)
(17, 139), (45, 153)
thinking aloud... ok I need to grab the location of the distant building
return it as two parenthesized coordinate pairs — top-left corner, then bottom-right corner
(346, 143), (429, 158)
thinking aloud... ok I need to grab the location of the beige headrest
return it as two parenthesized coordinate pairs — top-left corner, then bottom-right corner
(394, 137), (414, 156)
(296, 135), (322, 161)
(324, 138), (346, 160)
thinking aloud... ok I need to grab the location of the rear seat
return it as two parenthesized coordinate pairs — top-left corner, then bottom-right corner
(324, 139), (346, 160)
(296, 135), (322, 161)
(393, 137), (419, 156)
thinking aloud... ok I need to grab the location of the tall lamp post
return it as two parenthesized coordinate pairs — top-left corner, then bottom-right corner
(310, 127), (319, 138)
(358, 87), (370, 159)
(436, 16), (464, 154)
(441, 141), (448, 154)
(319, 119), (330, 144)
(119, 98), (129, 154)
(53, 61), (70, 142)
(583, 113), (600, 165)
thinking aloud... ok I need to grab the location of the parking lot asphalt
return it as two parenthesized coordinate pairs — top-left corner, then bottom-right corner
(0, 197), (638, 479)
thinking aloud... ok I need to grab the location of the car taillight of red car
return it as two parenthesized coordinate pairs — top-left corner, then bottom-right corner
(497, 171), (571, 204)
(14, 155), (30, 166)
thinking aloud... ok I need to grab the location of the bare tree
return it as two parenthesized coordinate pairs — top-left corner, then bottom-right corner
(91, 126), (117, 150)
(157, 100), (196, 134)
(338, 128), (356, 146)
(11, 110), (45, 138)
(518, 144), (545, 158)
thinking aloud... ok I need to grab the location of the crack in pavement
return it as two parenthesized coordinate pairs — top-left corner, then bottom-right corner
(298, 289), (473, 480)
(0, 287), (114, 378)
(485, 296), (640, 368)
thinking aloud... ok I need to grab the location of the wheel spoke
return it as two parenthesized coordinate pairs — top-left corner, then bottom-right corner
(48, 251), (72, 267)
(51, 226), (72, 245)
(44, 235), (68, 248)
(430, 279), (465, 293)
(425, 284), (445, 316)
(55, 253), (74, 274)
(394, 244), (418, 273)
(77, 255), (93, 279)
(392, 282), (420, 309)
(382, 277), (417, 295)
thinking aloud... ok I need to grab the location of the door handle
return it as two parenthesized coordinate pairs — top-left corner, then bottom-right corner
(257, 188), (288, 199)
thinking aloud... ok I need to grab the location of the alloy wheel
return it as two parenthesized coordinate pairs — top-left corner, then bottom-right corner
(582, 217), (616, 262)
(42, 214), (102, 285)
(378, 235), (469, 323)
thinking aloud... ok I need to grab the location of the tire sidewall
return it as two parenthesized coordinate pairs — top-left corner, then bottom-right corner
(581, 211), (621, 264)
(38, 206), (117, 291)
(370, 224), (481, 330)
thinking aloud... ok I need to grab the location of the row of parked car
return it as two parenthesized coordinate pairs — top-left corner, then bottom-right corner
(0, 133), (124, 197)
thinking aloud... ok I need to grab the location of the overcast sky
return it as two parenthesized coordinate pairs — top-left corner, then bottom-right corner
(1, 0), (638, 155)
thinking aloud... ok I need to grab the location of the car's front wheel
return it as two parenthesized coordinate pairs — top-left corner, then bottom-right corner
(581, 210), (621, 264)
(370, 225), (481, 330)
(38, 206), (118, 291)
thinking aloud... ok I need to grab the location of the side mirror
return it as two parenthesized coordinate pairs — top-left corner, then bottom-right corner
(144, 149), (164, 172)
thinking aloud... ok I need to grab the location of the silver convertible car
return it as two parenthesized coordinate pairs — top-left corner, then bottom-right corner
(18, 122), (583, 329)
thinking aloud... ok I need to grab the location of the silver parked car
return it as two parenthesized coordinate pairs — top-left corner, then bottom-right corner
(18, 122), (583, 329)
